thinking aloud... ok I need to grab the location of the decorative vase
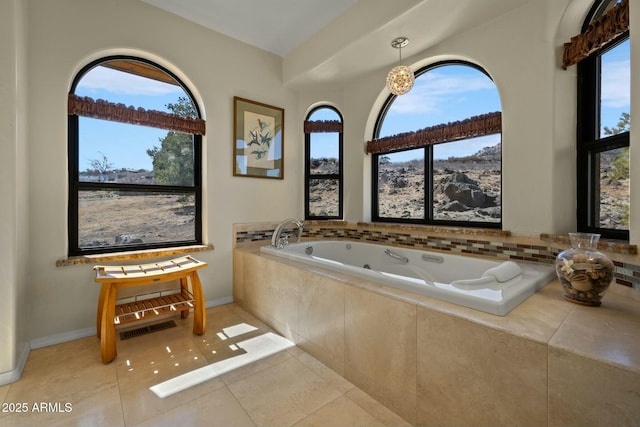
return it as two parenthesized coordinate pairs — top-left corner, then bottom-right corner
(555, 233), (614, 306)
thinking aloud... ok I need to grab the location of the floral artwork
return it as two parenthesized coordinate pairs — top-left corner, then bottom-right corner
(233, 97), (284, 179)
(244, 111), (275, 169)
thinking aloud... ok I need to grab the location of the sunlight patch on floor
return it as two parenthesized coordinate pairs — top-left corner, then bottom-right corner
(149, 330), (294, 398)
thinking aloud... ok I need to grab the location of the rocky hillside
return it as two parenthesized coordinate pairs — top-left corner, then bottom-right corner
(311, 141), (627, 229)
(377, 144), (502, 222)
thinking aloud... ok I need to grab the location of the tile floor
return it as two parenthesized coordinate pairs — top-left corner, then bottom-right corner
(0, 304), (411, 427)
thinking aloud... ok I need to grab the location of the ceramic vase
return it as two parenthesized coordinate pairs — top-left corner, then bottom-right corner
(555, 233), (614, 306)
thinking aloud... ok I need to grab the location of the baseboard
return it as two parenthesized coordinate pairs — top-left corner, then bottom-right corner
(0, 342), (31, 386)
(29, 327), (96, 350)
(206, 296), (234, 308)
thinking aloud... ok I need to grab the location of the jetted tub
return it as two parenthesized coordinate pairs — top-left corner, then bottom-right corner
(260, 240), (555, 316)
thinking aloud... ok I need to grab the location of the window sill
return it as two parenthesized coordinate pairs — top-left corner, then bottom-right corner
(56, 244), (214, 267)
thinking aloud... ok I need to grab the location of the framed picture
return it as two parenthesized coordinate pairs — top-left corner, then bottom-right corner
(233, 96), (284, 179)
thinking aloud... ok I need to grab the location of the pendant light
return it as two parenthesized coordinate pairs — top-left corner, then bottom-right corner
(386, 37), (414, 96)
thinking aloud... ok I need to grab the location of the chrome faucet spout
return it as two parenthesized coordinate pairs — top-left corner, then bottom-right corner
(271, 218), (305, 249)
(385, 248), (409, 263)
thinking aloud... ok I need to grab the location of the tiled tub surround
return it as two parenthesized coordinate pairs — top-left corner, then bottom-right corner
(260, 240), (556, 316)
(233, 221), (640, 289)
(233, 226), (640, 426)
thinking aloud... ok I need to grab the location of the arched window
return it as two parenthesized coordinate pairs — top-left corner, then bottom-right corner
(304, 106), (344, 219)
(68, 56), (204, 255)
(576, 0), (629, 239)
(370, 61), (502, 227)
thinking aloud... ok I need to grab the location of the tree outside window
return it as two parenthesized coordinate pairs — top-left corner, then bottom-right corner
(68, 57), (202, 255)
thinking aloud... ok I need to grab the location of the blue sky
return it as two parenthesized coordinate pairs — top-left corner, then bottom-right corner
(600, 38), (630, 134)
(77, 43), (630, 170)
(377, 64), (502, 162)
(76, 66), (186, 171)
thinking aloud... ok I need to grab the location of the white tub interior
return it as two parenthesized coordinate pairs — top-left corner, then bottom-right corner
(260, 240), (555, 316)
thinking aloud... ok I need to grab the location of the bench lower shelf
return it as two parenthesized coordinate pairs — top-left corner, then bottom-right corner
(114, 290), (195, 326)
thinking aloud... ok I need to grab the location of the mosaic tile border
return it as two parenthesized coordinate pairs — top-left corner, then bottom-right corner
(236, 225), (640, 289)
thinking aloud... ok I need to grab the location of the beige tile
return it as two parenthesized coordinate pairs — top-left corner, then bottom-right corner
(344, 285), (417, 424)
(548, 347), (640, 427)
(241, 253), (269, 317)
(2, 338), (122, 426)
(220, 350), (293, 386)
(6, 338), (119, 409)
(233, 249), (246, 305)
(117, 342), (225, 426)
(297, 272), (345, 375)
(228, 357), (342, 427)
(190, 305), (277, 365)
(115, 326), (201, 362)
(5, 301), (423, 427)
(0, 383), (10, 403)
(242, 254), (299, 341)
(0, 383), (124, 427)
(417, 279), (572, 344)
(416, 306), (547, 427)
(294, 351), (353, 395)
(296, 336), (344, 377)
(22, 335), (106, 373)
(133, 386), (256, 427)
(550, 283), (640, 373)
(345, 387), (412, 427)
(293, 395), (385, 427)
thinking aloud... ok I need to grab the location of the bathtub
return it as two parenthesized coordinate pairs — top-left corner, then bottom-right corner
(260, 240), (555, 316)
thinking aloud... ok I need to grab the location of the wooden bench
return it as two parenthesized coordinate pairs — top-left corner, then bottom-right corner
(93, 256), (207, 364)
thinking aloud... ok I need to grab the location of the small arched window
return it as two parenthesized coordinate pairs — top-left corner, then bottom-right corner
(370, 61), (502, 227)
(304, 106), (344, 219)
(576, 0), (629, 239)
(68, 56), (204, 255)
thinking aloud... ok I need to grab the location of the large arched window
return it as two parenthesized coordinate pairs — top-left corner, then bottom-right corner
(370, 61), (502, 227)
(304, 106), (344, 219)
(576, 0), (629, 240)
(68, 56), (204, 255)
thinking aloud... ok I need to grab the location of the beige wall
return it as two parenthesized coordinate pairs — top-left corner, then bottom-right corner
(1, 0), (638, 379)
(24, 0), (301, 344)
(0, 0), (29, 382)
(294, 0), (583, 234)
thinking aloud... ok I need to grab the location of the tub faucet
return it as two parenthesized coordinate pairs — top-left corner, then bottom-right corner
(385, 248), (409, 263)
(271, 218), (305, 249)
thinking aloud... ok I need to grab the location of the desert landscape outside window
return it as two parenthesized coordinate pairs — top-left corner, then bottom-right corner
(372, 61), (502, 227)
(577, 0), (630, 240)
(304, 106), (343, 219)
(68, 56), (203, 255)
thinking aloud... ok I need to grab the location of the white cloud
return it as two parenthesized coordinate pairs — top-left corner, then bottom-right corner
(77, 66), (182, 96)
(601, 59), (630, 109)
(389, 71), (495, 115)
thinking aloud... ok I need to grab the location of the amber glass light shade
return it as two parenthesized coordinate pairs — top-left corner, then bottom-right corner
(386, 65), (414, 95)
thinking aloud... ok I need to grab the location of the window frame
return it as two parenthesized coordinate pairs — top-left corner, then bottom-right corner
(371, 61), (502, 229)
(67, 55), (203, 256)
(576, 2), (629, 240)
(304, 105), (344, 220)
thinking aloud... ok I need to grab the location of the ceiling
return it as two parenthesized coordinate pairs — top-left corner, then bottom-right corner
(141, 0), (358, 57)
(141, 0), (534, 88)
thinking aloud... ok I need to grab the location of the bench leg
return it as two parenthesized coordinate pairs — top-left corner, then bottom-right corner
(190, 272), (206, 335)
(100, 283), (117, 364)
(96, 284), (110, 338)
(180, 277), (190, 319)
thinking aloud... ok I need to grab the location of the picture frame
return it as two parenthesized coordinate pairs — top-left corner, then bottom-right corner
(233, 96), (284, 179)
